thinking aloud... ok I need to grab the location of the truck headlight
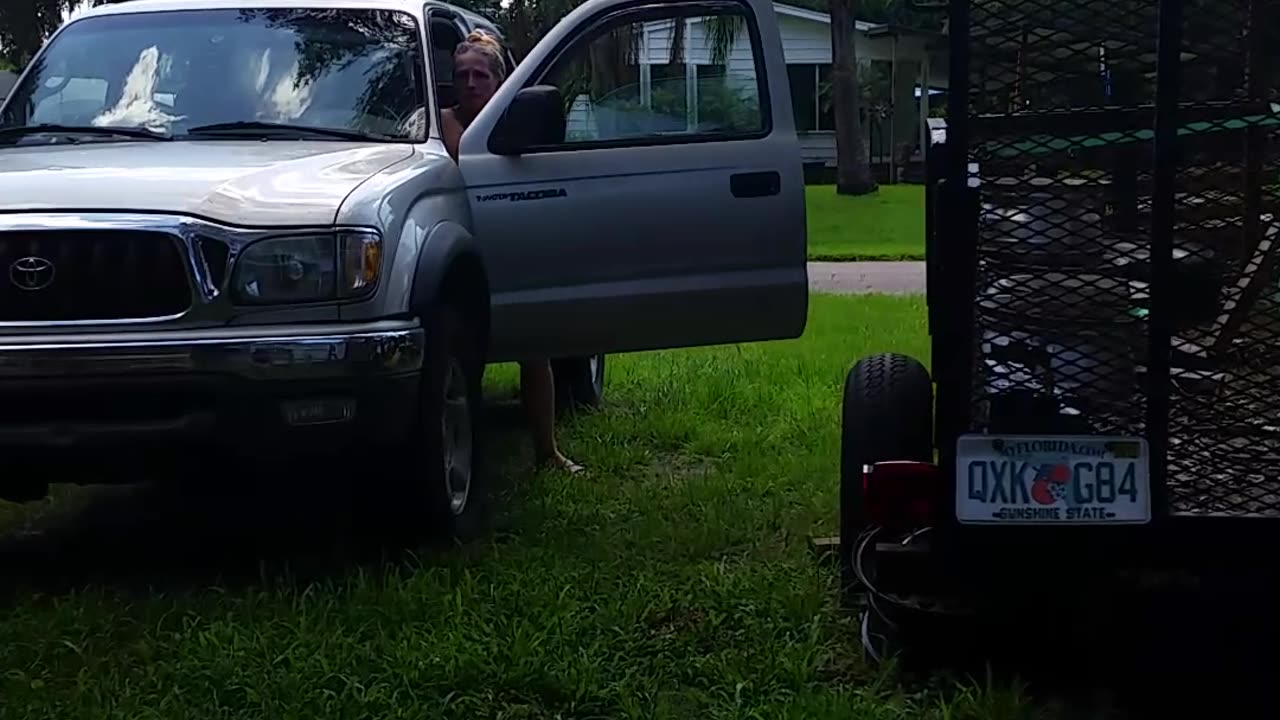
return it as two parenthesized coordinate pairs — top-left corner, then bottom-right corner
(232, 231), (381, 304)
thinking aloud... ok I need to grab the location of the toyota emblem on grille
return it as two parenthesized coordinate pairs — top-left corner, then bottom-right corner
(9, 256), (56, 291)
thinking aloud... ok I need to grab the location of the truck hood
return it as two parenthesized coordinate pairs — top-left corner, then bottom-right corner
(0, 140), (416, 226)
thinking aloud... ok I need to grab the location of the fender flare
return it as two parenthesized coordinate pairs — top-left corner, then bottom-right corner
(410, 220), (491, 348)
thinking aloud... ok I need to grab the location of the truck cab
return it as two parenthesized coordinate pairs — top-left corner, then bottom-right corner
(0, 0), (808, 541)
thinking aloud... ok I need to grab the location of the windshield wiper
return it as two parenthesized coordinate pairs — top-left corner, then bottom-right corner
(185, 121), (389, 142)
(0, 124), (172, 142)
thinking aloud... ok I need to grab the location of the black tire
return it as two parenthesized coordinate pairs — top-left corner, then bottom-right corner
(379, 303), (489, 545)
(839, 353), (933, 591)
(552, 354), (606, 414)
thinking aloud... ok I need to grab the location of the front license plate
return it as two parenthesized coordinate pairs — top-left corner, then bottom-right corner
(955, 435), (1151, 525)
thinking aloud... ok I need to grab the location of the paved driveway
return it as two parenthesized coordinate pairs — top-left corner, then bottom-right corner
(807, 261), (925, 295)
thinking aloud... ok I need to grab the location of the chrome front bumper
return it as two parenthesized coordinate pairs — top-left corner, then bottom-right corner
(0, 320), (424, 381)
(0, 321), (426, 477)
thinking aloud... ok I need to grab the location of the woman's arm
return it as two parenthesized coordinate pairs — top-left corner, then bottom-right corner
(441, 108), (463, 162)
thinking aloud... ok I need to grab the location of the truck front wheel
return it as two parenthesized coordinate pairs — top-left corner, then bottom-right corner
(376, 302), (489, 545)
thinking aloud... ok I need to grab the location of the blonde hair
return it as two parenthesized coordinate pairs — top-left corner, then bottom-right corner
(455, 29), (506, 83)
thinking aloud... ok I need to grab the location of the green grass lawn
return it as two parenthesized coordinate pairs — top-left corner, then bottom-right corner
(806, 184), (926, 261)
(0, 295), (1061, 719)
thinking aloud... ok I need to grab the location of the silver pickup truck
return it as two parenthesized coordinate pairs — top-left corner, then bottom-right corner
(0, 0), (808, 540)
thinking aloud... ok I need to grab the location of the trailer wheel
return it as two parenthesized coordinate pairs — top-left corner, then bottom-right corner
(840, 352), (934, 539)
(840, 353), (937, 665)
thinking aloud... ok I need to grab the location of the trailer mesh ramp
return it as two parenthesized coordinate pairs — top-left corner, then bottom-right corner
(963, 0), (1280, 517)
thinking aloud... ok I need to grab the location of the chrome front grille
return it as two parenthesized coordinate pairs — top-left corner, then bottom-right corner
(0, 229), (192, 322)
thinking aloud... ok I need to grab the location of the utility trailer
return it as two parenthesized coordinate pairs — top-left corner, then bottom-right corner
(841, 0), (1280, 668)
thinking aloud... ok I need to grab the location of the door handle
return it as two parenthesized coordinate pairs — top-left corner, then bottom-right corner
(730, 171), (781, 198)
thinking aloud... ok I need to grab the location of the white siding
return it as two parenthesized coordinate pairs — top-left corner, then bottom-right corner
(796, 133), (899, 168)
(778, 15), (830, 64)
(774, 13), (935, 65)
(565, 93), (597, 140)
(798, 133), (836, 166)
(639, 13), (863, 69)
(641, 17), (755, 71)
(641, 20), (679, 65)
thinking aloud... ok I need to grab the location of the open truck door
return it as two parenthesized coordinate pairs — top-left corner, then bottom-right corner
(456, 0), (808, 361)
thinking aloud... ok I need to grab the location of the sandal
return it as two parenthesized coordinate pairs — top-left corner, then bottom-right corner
(538, 453), (585, 475)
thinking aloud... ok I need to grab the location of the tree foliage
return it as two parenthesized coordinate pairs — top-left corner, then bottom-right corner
(0, 0), (72, 69)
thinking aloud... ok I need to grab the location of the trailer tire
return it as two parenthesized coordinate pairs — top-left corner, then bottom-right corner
(840, 353), (933, 596)
(840, 353), (934, 537)
(840, 353), (935, 664)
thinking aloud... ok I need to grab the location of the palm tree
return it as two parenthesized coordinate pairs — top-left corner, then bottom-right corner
(819, 0), (943, 196)
(829, 0), (877, 195)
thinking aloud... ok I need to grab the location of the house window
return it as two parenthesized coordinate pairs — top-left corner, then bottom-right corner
(787, 63), (836, 133)
(787, 63), (817, 132)
(695, 63), (757, 129)
(696, 63), (727, 90)
(650, 62), (687, 117)
(817, 64), (835, 131)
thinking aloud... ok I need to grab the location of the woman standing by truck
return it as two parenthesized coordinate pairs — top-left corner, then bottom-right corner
(441, 30), (584, 476)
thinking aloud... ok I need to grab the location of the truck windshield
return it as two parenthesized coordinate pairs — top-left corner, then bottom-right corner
(0, 8), (429, 142)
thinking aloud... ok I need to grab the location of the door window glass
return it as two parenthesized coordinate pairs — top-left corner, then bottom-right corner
(541, 2), (767, 146)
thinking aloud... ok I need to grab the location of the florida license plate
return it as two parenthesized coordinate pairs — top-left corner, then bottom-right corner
(955, 435), (1152, 525)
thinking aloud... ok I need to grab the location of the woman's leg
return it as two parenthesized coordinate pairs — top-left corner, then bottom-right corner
(519, 359), (583, 472)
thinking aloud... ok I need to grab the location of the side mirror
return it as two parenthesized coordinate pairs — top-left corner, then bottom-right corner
(489, 85), (566, 155)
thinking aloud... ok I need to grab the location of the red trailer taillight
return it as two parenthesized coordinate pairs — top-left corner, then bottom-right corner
(862, 461), (943, 531)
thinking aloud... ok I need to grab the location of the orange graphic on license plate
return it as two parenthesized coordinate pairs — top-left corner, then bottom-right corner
(1031, 463), (1071, 505)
